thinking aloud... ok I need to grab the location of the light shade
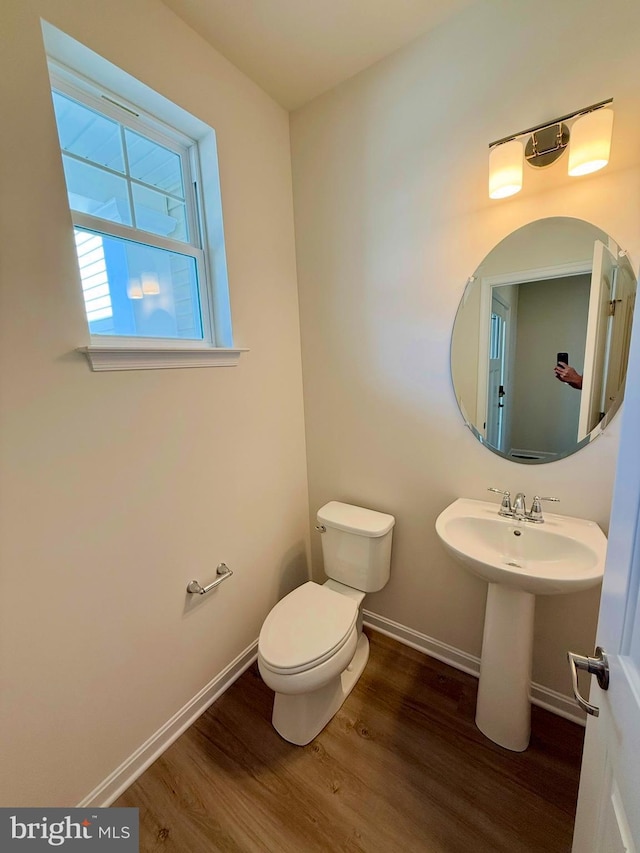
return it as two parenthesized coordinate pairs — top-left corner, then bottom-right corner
(127, 278), (143, 300)
(568, 108), (614, 177)
(489, 139), (523, 199)
(141, 273), (161, 295)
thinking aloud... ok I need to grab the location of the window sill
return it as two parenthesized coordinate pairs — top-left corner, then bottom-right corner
(77, 345), (248, 372)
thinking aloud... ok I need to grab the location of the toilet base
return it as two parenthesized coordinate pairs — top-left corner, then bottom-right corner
(272, 632), (370, 745)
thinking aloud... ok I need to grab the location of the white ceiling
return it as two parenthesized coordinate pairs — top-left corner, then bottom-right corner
(160, 0), (474, 110)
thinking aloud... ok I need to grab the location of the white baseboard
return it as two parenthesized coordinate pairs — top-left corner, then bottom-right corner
(79, 611), (584, 807)
(363, 610), (586, 727)
(77, 641), (258, 808)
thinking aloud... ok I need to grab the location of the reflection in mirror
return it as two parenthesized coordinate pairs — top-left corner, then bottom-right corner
(452, 218), (636, 463)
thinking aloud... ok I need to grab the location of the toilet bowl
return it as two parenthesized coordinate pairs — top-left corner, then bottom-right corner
(258, 501), (395, 745)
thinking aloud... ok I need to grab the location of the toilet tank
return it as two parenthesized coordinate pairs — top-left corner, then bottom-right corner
(316, 501), (395, 593)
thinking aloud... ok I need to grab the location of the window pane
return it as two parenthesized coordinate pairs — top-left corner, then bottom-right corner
(124, 129), (185, 197)
(132, 183), (188, 242)
(73, 228), (203, 339)
(62, 155), (132, 226)
(52, 91), (125, 173)
(75, 230), (113, 323)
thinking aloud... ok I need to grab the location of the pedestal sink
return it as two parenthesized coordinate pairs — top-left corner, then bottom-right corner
(435, 498), (607, 751)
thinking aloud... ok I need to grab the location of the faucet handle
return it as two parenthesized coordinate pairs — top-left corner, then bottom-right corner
(529, 495), (560, 522)
(488, 487), (512, 514)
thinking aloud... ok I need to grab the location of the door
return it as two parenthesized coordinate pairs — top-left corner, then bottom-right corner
(571, 270), (640, 851)
(603, 264), (635, 413)
(578, 241), (616, 440)
(486, 294), (510, 452)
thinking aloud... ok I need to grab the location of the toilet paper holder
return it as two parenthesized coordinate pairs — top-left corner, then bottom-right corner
(187, 562), (233, 595)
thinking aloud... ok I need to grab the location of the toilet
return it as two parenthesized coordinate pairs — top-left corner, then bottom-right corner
(258, 501), (395, 745)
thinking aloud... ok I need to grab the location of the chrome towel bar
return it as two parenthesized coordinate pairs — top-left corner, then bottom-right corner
(187, 563), (233, 595)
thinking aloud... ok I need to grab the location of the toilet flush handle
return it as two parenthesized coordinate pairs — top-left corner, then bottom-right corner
(315, 524), (326, 532)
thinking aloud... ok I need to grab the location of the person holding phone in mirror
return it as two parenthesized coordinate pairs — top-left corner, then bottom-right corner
(554, 352), (583, 389)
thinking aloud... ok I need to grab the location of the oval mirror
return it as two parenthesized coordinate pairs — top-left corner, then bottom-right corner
(452, 217), (636, 463)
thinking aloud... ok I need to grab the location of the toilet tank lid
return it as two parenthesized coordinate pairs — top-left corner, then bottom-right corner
(317, 501), (395, 537)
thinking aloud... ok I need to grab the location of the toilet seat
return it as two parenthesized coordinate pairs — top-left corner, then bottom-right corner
(258, 581), (358, 675)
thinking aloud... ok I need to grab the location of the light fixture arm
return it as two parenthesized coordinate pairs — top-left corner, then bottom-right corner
(488, 98), (613, 150)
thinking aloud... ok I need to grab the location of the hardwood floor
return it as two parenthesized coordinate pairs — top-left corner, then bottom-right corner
(116, 629), (584, 852)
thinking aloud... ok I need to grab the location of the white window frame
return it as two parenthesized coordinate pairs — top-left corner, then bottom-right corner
(45, 44), (246, 371)
(52, 69), (213, 342)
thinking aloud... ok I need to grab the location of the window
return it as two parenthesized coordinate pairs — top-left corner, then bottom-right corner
(44, 32), (243, 370)
(51, 71), (210, 344)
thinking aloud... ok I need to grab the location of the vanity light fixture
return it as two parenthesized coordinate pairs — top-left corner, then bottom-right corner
(488, 99), (613, 199)
(127, 273), (161, 299)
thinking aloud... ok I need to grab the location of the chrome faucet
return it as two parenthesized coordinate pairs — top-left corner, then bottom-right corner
(487, 488), (560, 523)
(512, 492), (527, 519)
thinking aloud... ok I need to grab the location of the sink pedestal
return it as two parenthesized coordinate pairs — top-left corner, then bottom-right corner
(435, 498), (607, 751)
(475, 583), (535, 751)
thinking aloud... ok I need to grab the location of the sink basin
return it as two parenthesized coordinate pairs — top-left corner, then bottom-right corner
(435, 498), (606, 595)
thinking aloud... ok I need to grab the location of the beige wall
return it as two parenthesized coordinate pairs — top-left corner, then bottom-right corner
(0, 0), (308, 806)
(510, 275), (590, 456)
(291, 0), (640, 698)
(478, 217), (609, 278)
